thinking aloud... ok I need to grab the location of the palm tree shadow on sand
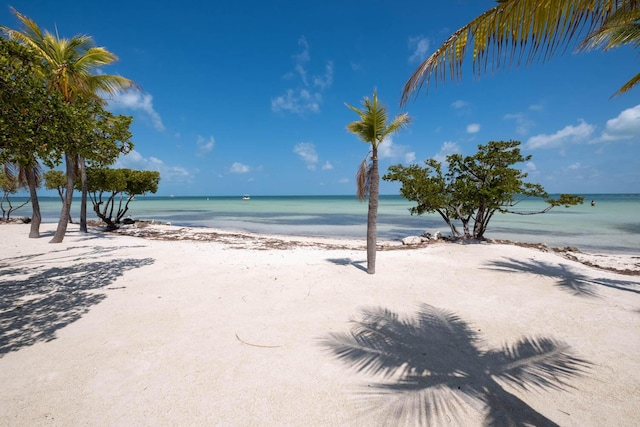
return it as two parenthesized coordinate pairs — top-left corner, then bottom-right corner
(0, 246), (154, 355)
(485, 258), (640, 297)
(322, 304), (591, 426)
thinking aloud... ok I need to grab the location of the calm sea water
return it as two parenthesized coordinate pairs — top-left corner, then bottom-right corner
(9, 194), (640, 254)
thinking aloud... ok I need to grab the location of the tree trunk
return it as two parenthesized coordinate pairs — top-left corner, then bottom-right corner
(79, 155), (88, 232)
(366, 148), (380, 275)
(26, 166), (41, 238)
(50, 152), (76, 243)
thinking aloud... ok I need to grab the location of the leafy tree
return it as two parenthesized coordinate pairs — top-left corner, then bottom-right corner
(2, 8), (136, 241)
(84, 168), (160, 229)
(401, 0), (638, 104)
(44, 169), (73, 223)
(0, 166), (30, 220)
(346, 90), (411, 274)
(383, 140), (584, 240)
(0, 37), (65, 236)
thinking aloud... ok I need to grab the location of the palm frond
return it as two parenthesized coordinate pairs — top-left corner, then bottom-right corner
(356, 154), (372, 201)
(580, 4), (640, 50)
(613, 70), (640, 96)
(401, 0), (634, 105)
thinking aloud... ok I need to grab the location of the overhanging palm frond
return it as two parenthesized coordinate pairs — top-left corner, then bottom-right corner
(580, 4), (640, 50)
(401, 0), (636, 105)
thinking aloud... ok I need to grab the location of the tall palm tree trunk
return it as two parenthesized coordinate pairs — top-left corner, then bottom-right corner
(366, 147), (380, 274)
(79, 155), (88, 232)
(26, 166), (41, 238)
(50, 152), (76, 243)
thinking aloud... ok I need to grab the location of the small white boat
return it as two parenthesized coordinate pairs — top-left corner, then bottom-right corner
(242, 194), (250, 200)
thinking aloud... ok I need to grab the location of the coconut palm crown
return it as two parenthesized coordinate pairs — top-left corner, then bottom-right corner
(2, 8), (135, 103)
(401, 0), (639, 105)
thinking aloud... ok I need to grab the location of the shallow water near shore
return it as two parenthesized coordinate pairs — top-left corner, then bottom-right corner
(15, 194), (640, 254)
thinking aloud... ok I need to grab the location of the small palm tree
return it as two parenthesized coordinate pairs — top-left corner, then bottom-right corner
(401, 0), (638, 104)
(346, 91), (411, 274)
(3, 8), (136, 242)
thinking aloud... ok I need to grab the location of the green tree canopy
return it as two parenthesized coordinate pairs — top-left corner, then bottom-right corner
(84, 168), (160, 228)
(383, 140), (584, 240)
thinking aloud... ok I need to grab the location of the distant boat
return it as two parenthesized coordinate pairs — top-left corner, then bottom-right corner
(242, 194), (250, 200)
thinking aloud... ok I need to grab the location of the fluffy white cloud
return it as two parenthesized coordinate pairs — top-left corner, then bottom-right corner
(272, 37), (333, 115)
(466, 123), (480, 134)
(433, 141), (461, 163)
(109, 90), (165, 132)
(196, 135), (215, 157)
(379, 137), (415, 164)
(408, 36), (430, 64)
(526, 161), (537, 172)
(230, 162), (250, 173)
(272, 89), (321, 114)
(601, 104), (640, 141)
(115, 150), (193, 184)
(525, 119), (595, 149)
(294, 142), (319, 170)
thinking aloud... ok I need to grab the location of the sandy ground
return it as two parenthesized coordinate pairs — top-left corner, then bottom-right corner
(0, 222), (639, 426)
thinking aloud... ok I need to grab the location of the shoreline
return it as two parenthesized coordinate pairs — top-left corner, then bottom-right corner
(1, 221), (639, 425)
(3, 220), (639, 275)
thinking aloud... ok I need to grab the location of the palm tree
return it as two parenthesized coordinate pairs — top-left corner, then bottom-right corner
(401, 0), (639, 105)
(346, 91), (411, 274)
(3, 8), (136, 242)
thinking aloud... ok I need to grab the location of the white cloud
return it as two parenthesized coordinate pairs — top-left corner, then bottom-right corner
(196, 135), (215, 157)
(504, 112), (534, 136)
(526, 161), (537, 172)
(451, 100), (468, 109)
(408, 36), (430, 64)
(230, 162), (250, 173)
(339, 177), (349, 184)
(272, 36), (333, 115)
(568, 162), (582, 170)
(525, 119), (595, 149)
(294, 142), (319, 170)
(109, 90), (165, 132)
(272, 89), (321, 114)
(115, 150), (193, 184)
(322, 161), (334, 170)
(433, 141), (461, 163)
(466, 123), (480, 134)
(378, 137), (415, 164)
(601, 104), (640, 141)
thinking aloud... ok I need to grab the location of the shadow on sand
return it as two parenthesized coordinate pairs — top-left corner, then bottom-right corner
(322, 304), (590, 426)
(486, 258), (640, 297)
(326, 257), (367, 272)
(0, 245), (154, 355)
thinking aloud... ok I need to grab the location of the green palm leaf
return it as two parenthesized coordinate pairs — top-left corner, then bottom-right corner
(401, 0), (638, 104)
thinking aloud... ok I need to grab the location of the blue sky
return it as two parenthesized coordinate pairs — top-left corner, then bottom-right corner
(3, 1), (639, 196)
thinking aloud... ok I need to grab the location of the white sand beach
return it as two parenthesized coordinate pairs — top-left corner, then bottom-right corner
(1, 222), (639, 426)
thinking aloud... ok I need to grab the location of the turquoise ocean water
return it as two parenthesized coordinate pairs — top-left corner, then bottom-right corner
(10, 194), (640, 254)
